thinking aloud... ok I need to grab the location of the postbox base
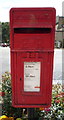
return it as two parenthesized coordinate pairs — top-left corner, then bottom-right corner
(12, 103), (51, 108)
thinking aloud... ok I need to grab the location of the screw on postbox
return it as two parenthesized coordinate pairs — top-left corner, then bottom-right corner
(10, 8), (56, 108)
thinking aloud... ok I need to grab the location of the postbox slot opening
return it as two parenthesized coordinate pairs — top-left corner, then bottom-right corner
(14, 28), (51, 34)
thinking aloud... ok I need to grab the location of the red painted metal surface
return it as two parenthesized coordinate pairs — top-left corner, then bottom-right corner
(10, 8), (56, 108)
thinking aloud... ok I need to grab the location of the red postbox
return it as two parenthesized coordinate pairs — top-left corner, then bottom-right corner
(10, 8), (56, 108)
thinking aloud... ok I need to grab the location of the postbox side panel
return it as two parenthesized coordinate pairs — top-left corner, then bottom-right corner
(11, 52), (18, 105)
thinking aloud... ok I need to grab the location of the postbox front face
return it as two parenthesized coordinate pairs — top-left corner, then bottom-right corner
(10, 8), (56, 108)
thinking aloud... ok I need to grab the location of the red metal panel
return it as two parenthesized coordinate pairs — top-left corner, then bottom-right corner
(13, 28), (53, 50)
(10, 8), (55, 28)
(10, 8), (56, 108)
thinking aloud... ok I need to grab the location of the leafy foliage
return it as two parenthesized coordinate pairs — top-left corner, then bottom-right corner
(38, 84), (64, 120)
(2, 22), (10, 43)
(0, 72), (22, 118)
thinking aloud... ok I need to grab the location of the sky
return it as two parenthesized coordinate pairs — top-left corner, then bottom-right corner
(0, 0), (64, 22)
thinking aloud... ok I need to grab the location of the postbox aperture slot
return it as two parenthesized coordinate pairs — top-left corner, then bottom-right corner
(14, 28), (51, 34)
(14, 27), (52, 50)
